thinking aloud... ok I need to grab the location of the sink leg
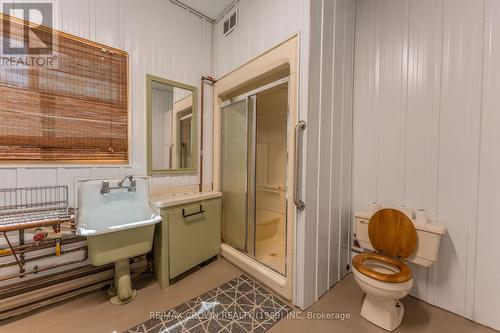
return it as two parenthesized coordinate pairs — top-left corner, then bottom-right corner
(110, 259), (137, 305)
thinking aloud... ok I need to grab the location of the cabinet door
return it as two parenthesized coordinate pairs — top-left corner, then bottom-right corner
(168, 198), (221, 278)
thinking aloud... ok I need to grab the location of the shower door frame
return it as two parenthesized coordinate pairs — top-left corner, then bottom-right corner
(213, 35), (300, 303)
(220, 77), (289, 274)
(215, 75), (296, 301)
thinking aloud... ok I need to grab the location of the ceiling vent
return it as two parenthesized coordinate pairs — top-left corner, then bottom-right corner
(223, 10), (237, 37)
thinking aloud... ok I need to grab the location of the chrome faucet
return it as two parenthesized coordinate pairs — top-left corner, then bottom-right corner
(118, 175), (134, 188)
(100, 175), (136, 195)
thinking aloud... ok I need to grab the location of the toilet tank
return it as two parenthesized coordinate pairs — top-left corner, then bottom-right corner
(354, 212), (446, 267)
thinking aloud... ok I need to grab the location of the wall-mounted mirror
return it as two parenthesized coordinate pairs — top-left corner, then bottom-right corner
(147, 75), (197, 174)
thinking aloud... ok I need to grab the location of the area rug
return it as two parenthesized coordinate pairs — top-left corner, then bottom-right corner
(125, 275), (292, 333)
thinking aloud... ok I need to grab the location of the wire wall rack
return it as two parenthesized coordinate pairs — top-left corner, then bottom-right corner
(0, 186), (74, 232)
(0, 185), (80, 282)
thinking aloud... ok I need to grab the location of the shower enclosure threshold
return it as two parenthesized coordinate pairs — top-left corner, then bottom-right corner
(220, 243), (291, 300)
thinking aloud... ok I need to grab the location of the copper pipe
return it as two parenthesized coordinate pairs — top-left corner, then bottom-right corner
(2, 232), (22, 270)
(0, 216), (74, 233)
(200, 76), (216, 193)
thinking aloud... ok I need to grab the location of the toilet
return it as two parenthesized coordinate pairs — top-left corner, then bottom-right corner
(352, 208), (446, 331)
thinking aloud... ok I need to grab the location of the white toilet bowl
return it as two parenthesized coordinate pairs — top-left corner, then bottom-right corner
(352, 209), (418, 331)
(352, 208), (446, 331)
(352, 259), (413, 331)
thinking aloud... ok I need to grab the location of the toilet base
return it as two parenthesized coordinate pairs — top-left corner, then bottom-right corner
(360, 294), (404, 331)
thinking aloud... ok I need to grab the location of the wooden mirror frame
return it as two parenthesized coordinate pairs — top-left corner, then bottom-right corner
(146, 74), (198, 175)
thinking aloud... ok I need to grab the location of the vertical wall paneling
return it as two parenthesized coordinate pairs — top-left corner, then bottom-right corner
(404, 0), (443, 302)
(304, 0), (323, 307)
(352, 0), (380, 214)
(353, 1), (500, 329)
(475, 1), (500, 329)
(212, 0), (308, 79)
(335, 0), (355, 283)
(59, 0), (91, 40)
(305, 0), (355, 306)
(435, 0), (482, 317)
(318, 0), (336, 297)
(376, 0), (408, 206)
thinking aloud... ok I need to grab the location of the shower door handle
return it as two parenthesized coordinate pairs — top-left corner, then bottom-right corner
(294, 121), (306, 210)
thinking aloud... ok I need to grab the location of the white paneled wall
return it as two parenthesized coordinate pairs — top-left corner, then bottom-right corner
(476, 1), (500, 330)
(304, 0), (355, 308)
(353, 0), (500, 329)
(0, 0), (214, 207)
(213, 0), (308, 79)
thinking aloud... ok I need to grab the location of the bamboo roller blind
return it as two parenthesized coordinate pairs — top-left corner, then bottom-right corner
(0, 14), (128, 162)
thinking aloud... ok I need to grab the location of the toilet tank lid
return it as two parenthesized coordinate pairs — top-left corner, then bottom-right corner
(355, 211), (446, 235)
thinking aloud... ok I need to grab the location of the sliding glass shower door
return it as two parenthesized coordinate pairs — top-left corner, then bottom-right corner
(220, 99), (250, 251)
(220, 79), (288, 276)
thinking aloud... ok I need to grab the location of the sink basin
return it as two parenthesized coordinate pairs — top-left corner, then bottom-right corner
(76, 176), (161, 304)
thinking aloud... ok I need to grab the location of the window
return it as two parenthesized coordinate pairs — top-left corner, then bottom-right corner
(0, 14), (128, 162)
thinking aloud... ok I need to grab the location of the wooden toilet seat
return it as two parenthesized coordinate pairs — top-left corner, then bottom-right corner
(353, 208), (417, 283)
(352, 252), (412, 283)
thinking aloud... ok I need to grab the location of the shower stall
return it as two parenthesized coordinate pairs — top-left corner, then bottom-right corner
(220, 78), (289, 276)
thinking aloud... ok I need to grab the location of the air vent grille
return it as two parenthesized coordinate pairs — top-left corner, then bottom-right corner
(223, 10), (237, 36)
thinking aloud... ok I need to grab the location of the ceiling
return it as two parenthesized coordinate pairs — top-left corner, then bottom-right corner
(176, 0), (235, 21)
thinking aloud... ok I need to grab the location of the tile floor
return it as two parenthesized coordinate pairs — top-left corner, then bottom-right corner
(0, 258), (496, 333)
(126, 275), (291, 333)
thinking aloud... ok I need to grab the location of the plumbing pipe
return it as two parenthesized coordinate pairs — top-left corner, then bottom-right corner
(0, 269), (115, 311)
(1, 280), (111, 320)
(0, 250), (89, 282)
(199, 76), (217, 193)
(0, 259), (147, 320)
(2, 232), (22, 270)
(0, 256), (145, 297)
(0, 215), (75, 233)
(0, 235), (85, 258)
(0, 258), (86, 282)
(0, 245), (87, 269)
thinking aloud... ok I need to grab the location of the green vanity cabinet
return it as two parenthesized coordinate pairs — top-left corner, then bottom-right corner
(153, 197), (221, 288)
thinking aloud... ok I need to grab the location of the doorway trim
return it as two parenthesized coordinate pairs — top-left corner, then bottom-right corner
(213, 36), (299, 302)
(220, 76), (290, 108)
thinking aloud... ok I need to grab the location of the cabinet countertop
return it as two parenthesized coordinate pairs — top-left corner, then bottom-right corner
(149, 191), (222, 208)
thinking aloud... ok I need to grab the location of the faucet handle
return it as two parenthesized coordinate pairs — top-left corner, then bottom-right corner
(128, 178), (136, 192)
(100, 181), (110, 195)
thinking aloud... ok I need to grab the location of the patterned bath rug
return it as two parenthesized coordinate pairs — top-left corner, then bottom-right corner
(125, 275), (292, 333)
